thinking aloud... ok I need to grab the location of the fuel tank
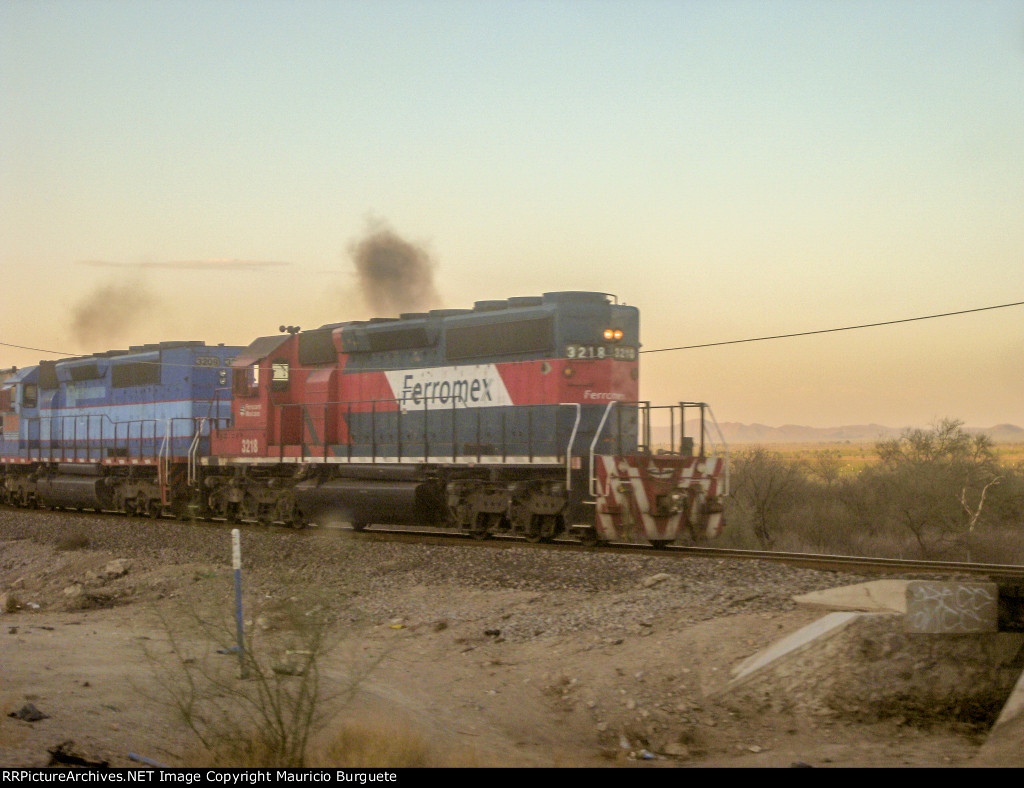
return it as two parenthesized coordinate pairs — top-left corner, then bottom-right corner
(293, 478), (445, 526)
(35, 475), (112, 509)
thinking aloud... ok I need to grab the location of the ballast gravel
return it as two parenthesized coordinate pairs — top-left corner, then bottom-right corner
(0, 509), (868, 644)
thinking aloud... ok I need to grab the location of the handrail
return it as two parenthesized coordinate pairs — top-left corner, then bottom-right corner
(18, 413), (227, 463)
(588, 401), (618, 497)
(158, 419), (171, 504)
(702, 404), (730, 496)
(187, 417), (207, 485)
(560, 403), (582, 490)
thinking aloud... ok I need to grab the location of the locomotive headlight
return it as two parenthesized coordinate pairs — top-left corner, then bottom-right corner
(603, 328), (624, 342)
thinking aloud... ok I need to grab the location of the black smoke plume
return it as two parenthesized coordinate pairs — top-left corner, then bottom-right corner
(349, 222), (441, 316)
(69, 279), (158, 348)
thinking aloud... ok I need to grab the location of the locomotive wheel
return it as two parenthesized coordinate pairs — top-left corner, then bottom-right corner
(471, 512), (499, 540)
(577, 528), (599, 547)
(350, 521), (368, 532)
(526, 514), (559, 544)
(170, 500), (191, 520)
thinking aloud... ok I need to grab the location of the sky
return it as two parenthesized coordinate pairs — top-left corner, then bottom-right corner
(2, 0), (1022, 428)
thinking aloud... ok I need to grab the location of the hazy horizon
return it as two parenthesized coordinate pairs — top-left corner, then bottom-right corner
(2, 1), (1021, 429)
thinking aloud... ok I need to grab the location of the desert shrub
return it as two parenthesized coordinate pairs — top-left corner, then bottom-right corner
(726, 447), (807, 548)
(319, 715), (490, 768)
(720, 423), (1024, 561)
(141, 592), (384, 768)
(54, 530), (91, 551)
(868, 419), (1005, 557)
(984, 460), (1024, 530)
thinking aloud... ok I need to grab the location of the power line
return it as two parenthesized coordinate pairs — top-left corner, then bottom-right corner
(640, 300), (1024, 355)
(2, 299), (1021, 371)
(0, 342), (75, 356)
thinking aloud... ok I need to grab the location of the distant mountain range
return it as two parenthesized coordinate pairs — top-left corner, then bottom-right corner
(658, 422), (1024, 445)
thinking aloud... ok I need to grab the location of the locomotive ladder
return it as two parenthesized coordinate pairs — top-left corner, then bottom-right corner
(157, 420), (171, 506)
(187, 418), (208, 487)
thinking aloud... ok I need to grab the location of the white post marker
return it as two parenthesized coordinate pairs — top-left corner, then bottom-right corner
(232, 528), (246, 677)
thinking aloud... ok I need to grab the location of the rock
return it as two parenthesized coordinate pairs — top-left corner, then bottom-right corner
(9, 703), (49, 722)
(662, 742), (690, 758)
(47, 741), (109, 768)
(62, 584), (84, 598)
(1, 591), (20, 613)
(641, 573), (676, 589)
(99, 559), (131, 581)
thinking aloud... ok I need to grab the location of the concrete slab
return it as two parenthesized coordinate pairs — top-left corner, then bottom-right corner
(730, 611), (862, 680)
(722, 611), (1024, 725)
(994, 662), (1024, 728)
(792, 580), (908, 613)
(975, 667), (1024, 766)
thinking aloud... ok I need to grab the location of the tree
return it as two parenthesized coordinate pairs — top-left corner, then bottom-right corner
(871, 418), (1002, 556)
(730, 446), (805, 548)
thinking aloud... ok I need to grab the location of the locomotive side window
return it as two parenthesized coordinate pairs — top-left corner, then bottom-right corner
(298, 329), (336, 365)
(69, 363), (103, 381)
(271, 360), (290, 391)
(233, 365), (259, 398)
(22, 384), (38, 409)
(38, 362), (58, 390)
(445, 316), (554, 360)
(112, 361), (161, 388)
(368, 326), (430, 352)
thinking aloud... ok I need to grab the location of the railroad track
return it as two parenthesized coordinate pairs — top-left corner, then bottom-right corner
(342, 524), (1024, 583)
(5, 505), (1023, 583)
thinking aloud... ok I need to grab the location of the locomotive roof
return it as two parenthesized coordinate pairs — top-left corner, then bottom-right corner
(38, 340), (219, 367)
(232, 334), (291, 368)
(234, 291), (624, 365)
(312, 291), (615, 332)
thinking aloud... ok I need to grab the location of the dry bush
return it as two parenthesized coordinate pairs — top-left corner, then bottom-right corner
(139, 591), (385, 768)
(54, 530), (90, 551)
(723, 422), (1024, 562)
(726, 447), (807, 549)
(318, 714), (491, 768)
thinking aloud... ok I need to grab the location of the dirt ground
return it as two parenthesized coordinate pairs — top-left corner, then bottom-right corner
(0, 524), (1016, 769)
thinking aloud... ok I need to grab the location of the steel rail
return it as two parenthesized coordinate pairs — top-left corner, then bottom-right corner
(341, 525), (1024, 581)
(6, 505), (1023, 581)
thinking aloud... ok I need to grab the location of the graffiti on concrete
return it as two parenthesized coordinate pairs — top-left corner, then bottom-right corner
(905, 581), (998, 634)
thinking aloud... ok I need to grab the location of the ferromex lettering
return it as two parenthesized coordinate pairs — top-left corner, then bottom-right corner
(385, 364), (513, 410)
